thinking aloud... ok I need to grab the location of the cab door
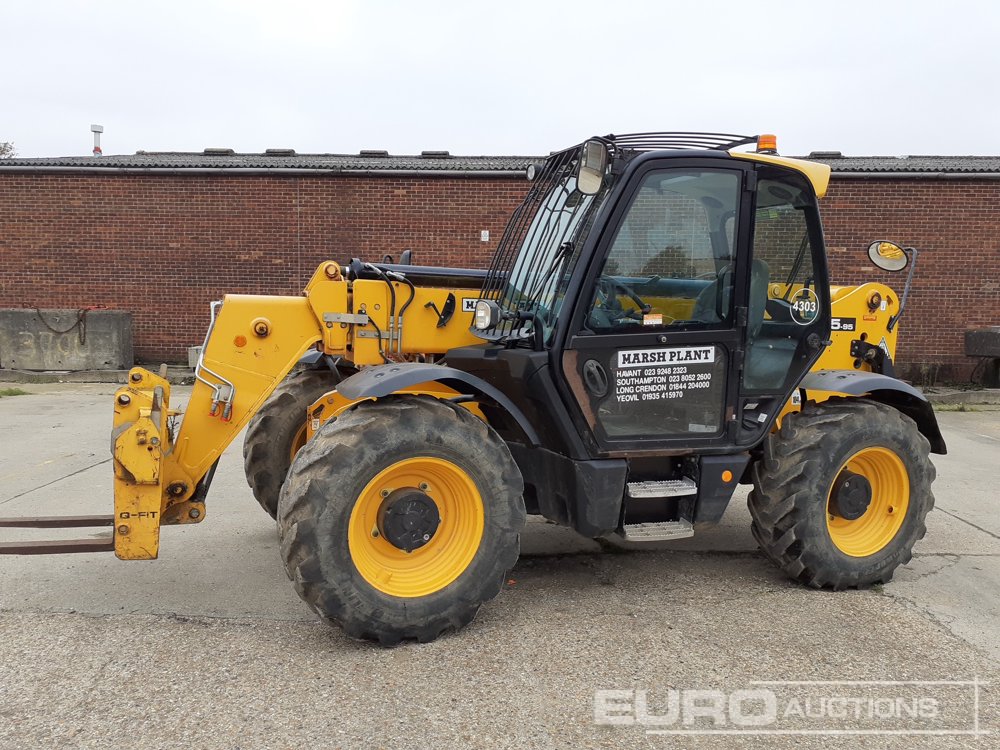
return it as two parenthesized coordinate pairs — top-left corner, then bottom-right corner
(560, 160), (751, 454)
(733, 164), (831, 446)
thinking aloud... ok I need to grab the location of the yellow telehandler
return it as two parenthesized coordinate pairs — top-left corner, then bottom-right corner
(0, 133), (945, 645)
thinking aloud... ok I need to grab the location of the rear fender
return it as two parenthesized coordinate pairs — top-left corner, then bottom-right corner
(799, 370), (947, 454)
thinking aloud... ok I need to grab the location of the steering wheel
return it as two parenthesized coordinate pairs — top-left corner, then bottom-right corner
(597, 276), (651, 316)
(593, 276), (677, 326)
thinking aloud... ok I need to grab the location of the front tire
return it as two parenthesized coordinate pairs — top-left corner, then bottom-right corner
(243, 368), (339, 519)
(749, 398), (935, 589)
(277, 395), (525, 645)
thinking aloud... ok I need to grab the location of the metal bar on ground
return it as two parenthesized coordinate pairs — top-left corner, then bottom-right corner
(0, 515), (115, 528)
(0, 536), (115, 555)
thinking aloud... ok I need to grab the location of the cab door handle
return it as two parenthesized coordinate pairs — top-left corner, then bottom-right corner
(807, 333), (832, 351)
(583, 359), (609, 397)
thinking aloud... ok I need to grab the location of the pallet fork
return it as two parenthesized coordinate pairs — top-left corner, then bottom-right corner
(0, 516), (115, 555)
(0, 368), (179, 558)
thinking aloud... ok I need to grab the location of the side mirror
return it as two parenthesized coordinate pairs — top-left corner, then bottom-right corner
(576, 140), (608, 195)
(867, 240), (909, 272)
(866, 241), (920, 333)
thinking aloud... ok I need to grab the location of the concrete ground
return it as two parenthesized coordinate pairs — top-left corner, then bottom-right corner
(0, 384), (997, 749)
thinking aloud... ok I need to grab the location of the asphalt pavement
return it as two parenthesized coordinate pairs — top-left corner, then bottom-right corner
(0, 384), (997, 749)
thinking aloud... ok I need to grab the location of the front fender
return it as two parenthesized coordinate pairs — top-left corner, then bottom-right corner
(800, 370), (947, 455)
(336, 363), (540, 446)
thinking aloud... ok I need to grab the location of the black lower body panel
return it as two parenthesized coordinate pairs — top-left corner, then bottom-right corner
(506, 443), (627, 538)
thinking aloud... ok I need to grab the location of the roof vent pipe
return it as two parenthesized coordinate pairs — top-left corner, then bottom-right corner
(91, 124), (103, 157)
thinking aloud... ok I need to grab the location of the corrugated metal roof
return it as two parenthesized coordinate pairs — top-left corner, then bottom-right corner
(1, 151), (999, 175)
(804, 154), (1000, 174)
(0, 151), (536, 173)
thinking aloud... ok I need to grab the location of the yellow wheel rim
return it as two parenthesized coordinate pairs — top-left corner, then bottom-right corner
(826, 447), (909, 557)
(348, 457), (485, 598)
(289, 423), (309, 463)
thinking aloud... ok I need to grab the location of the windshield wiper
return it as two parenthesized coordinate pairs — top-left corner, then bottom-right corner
(495, 241), (575, 345)
(782, 232), (810, 300)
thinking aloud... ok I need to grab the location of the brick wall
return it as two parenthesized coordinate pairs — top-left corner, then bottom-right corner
(821, 179), (1000, 383)
(0, 174), (526, 365)
(0, 171), (996, 381)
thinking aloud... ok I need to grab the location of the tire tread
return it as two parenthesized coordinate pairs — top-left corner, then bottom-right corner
(749, 398), (936, 589)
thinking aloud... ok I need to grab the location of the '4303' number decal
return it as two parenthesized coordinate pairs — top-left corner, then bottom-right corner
(790, 288), (820, 325)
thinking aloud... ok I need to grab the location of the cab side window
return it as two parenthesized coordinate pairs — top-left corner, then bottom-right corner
(743, 167), (825, 391)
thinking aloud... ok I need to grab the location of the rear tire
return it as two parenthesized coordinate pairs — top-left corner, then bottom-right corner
(243, 368), (339, 519)
(278, 395), (525, 645)
(748, 398), (935, 589)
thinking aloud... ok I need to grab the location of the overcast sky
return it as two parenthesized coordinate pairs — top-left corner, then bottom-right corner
(3, 0), (999, 159)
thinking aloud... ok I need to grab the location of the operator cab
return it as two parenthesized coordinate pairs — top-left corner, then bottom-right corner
(469, 133), (831, 455)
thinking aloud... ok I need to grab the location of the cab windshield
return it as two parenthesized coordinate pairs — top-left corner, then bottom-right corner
(478, 148), (609, 343)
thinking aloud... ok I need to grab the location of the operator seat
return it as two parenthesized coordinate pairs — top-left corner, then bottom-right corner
(691, 258), (769, 332)
(692, 259), (798, 390)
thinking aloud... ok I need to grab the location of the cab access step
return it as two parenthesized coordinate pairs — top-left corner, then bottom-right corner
(616, 478), (697, 542)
